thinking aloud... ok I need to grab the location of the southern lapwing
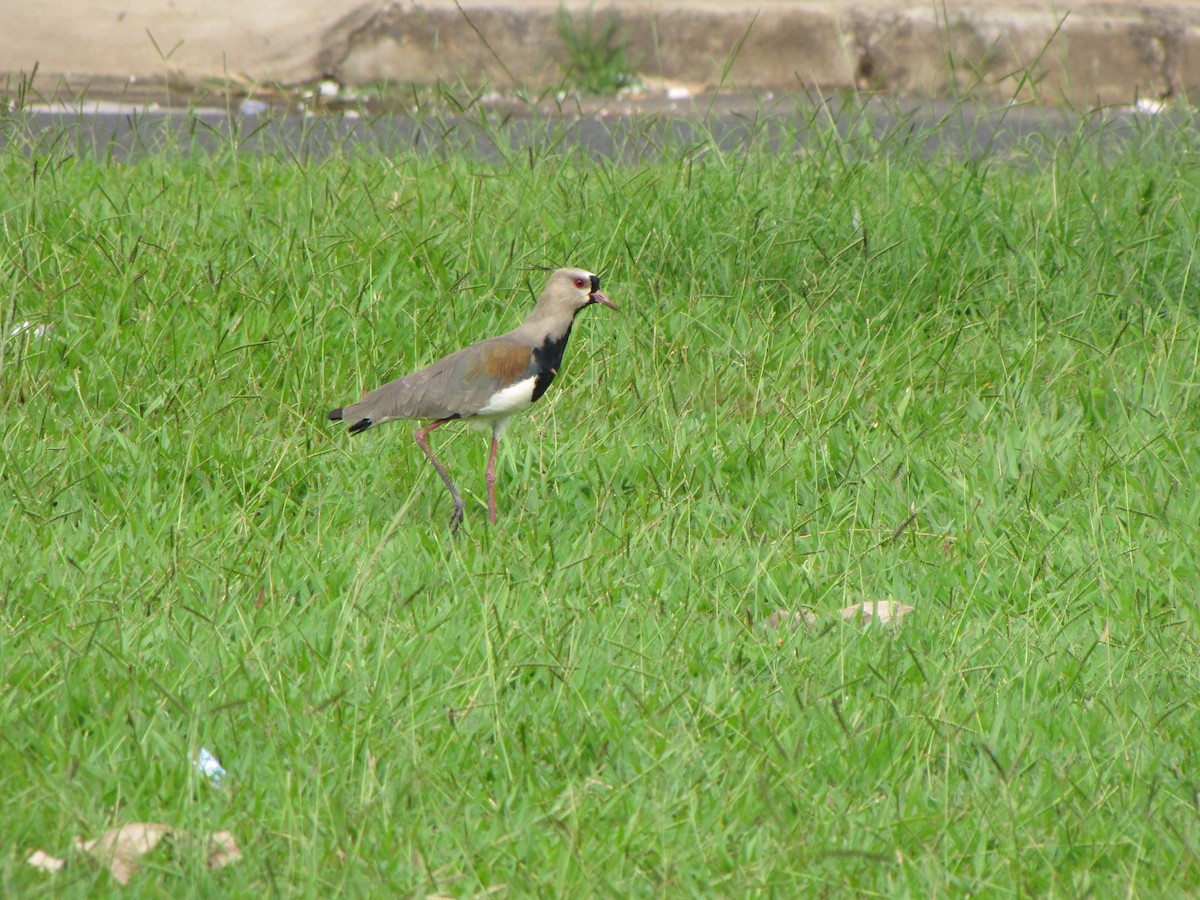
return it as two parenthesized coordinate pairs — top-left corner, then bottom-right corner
(327, 267), (616, 532)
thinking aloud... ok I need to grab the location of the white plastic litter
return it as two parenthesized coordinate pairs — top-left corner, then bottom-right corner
(193, 748), (226, 786)
(8, 321), (52, 339)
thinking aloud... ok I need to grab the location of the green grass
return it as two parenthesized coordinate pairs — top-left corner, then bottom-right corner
(556, 5), (638, 95)
(3, 104), (1200, 895)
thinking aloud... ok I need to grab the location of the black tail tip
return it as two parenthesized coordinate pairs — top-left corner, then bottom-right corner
(328, 406), (371, 434)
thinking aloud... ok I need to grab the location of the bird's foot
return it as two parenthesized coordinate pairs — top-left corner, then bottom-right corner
(449, 500), (465, 535)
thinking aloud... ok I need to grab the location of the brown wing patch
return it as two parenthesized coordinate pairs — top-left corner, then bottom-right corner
(466, 342), (533, 384)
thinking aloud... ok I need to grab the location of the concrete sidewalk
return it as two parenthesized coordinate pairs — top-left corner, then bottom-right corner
(5, 1), (1200, 106)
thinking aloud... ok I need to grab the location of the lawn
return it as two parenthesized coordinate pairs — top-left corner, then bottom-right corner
(2, 101), (1200, 895)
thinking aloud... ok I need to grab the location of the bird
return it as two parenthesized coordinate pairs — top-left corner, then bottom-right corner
(327, 267), (616, 533)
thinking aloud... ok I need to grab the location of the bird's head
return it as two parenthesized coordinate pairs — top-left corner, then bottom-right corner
(546, 267), (617, 312)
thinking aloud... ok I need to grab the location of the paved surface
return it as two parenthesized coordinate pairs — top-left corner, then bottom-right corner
(5, 1), (1200, 106)
(0, 97), (1113, 160)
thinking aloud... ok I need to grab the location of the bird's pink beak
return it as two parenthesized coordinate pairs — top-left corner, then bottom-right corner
(590, 291), (617, 310)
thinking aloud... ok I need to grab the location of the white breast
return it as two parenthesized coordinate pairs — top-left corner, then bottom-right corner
(477, 376), (539, 417)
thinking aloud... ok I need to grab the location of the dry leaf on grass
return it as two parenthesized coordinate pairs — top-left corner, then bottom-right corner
(76, 823), (174, 885)
(204, 831), (243, 870)
(764, 609), (818, 631)
(840, 600), (915, 626)
(25, 849), (66, 874)
(27, 823), (241, 884)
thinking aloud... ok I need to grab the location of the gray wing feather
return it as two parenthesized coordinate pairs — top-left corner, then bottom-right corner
(339, 336), (534, 425)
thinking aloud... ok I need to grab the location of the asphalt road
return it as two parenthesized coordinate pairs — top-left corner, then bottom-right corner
(1, 96), (1183, 162)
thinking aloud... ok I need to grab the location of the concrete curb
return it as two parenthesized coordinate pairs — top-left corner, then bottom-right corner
(5, 2), (1200, 106)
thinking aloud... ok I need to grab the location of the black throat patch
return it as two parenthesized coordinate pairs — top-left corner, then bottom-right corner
(530, 324), (573, 402)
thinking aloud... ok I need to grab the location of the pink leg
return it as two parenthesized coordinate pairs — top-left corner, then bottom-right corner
(415, 418), (465, 533)
(485, 429), (501, 525)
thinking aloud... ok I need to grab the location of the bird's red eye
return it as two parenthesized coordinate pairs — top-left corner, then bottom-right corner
(574, 278), (587, 289)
